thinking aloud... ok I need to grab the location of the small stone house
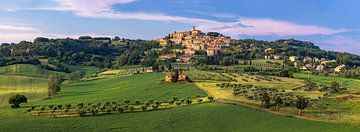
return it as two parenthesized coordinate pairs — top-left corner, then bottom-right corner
(164, 73), (187, 82)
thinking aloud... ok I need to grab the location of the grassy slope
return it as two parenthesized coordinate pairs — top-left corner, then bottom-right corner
(293, 73), (360, 90)
(66, 64), (99, 76)
(0, 75), (48, 106)
(294, 73), (360, 121)
(0, 103), (359, 132)
(0, 64), (61, 106)
(0, 64), (64, 77)
(29, 72), (207, 106)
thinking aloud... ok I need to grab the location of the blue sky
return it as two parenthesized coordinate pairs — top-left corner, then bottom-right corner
(0, 0), (360, 54)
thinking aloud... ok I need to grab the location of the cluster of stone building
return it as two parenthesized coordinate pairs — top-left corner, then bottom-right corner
(157, 26), (234, 62)
(263, 47), (347, 73)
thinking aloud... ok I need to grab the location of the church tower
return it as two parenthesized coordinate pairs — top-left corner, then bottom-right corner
(192, 26), (196, 32)
(191, 26), (200, 35)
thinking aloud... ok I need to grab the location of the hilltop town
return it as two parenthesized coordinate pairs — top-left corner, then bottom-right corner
(154, 27), (351, 75)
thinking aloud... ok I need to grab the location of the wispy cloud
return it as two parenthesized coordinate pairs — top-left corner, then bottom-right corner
(0, 24), (41, 43)
(0, 24), (109, 43)
(320, 35), (360, 54)
(40, 0), (347, 37)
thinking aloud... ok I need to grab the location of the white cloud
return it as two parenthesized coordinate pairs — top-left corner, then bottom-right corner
(320, 36), (360, 54)
(0, 25), (41, 43)
(0, 24), (109, 43)
(198, 18), (347, 36)
(42, 0), (346, 37)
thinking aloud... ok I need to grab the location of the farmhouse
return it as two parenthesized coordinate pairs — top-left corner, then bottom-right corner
(164, 73), (187, 82)
(335, 65), (347, 73)
(289, 56), (298, 62)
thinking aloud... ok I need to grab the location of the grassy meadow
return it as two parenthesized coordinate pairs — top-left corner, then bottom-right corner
(1, 103), (360, 132)
(0, 75), (48, 106)
(0, 64), (58, 106)
(29, 72), (207, 106)
(0, 64), (64, 77)
(1, 71), (359, 131)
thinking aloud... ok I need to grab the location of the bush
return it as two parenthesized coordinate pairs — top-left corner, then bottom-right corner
(77, 108), (86, 117)
(117, 107), (124, 113)
(141, 105), (147, 111)
(197, 99), (203, 103)
(151, 104), (158, 109)
(208, 96), (214, 102)
(8, 94), (27, 108)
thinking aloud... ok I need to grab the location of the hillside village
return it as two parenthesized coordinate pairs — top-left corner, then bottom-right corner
(155, 27), (348, 74)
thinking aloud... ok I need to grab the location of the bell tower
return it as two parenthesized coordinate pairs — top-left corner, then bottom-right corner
(192, 26), (196, 32)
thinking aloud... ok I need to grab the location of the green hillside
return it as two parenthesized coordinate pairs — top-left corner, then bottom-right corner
(30, 72), (207, 105)
(0, 64), (64, 77)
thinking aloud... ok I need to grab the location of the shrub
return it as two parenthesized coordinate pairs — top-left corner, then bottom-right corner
(135, 100), (141, 105)
(40, 107), (45, 111)
(77, 103), (84, 109)
(175, 102), (181, 106)
(57, 104), (62, 109)
(65, 104), (72, 109)
(144, 102), (150, 106)
(117, 107), (124, 113)
(141, 105), (147, 111)
(48, 105), (54, 109)
(91, 108), (98, 116)
(8, 94), (27, 108)
(77, 108), (86, 117)
(197, 98), (203, 103)
(208, 96), (214, 102)
(155, 101), (161, 106)
(129, 106), (135, 112)
(186, 99), (192, 105)
(151, 104), (158, 109)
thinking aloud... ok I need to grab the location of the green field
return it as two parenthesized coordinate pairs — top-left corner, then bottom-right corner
(0, 75), (48, 106)
(0, 64), (60, 106)
(0, 64), (64, 77)
(1, 103), (359, 131)
(1, 68), (360, 131)
(29, 72), (206, 106)
(294, 73), (360, 90)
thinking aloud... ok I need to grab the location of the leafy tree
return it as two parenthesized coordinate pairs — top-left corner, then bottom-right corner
(197, 98), (203, 103)
(274, 96), (283, 110)
(77, 108), (86, 117)
(295, 96), (309, 115)
(69, 70), (85, 82)
(141, 105), (147, 111)
(186, 98), (192, 105)
(260, 91), (271, 109)
(48, 74), (64, 96)
(152, 104), (158, 109)
(155, 100), (161, 106)
(208, 96), (214, 102)
(175, 101), (182, 106)
(8, 94), (27, 108)
(135, 100), (141, 105)
(117, 107), (124, 113)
